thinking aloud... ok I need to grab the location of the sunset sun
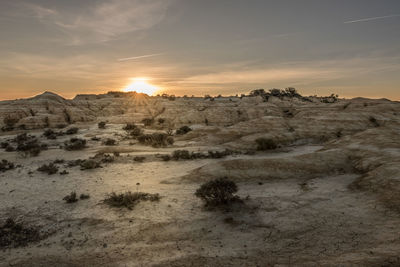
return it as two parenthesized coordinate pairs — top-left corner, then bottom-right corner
(123, 78), (160, 95)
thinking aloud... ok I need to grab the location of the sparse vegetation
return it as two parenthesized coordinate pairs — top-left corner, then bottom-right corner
(16, 136), (47, 157)
(103, 191), (160, 209)
(123, 123), (137, 131)
(103, 138), (116, 146)
(43, 129), (57, 139)
(2, 116), (19, 131)
(195, 178), (241, 207)
(176, 125), (192, 135)
(161, 154), (171, 161)
(79, 194), (90, 200)
(0, 218), (42, 248)
(98, 121), (106, 129)
(133, 156), (145, 162)
(142, 118), (154, 127)
(80, 159), (101, 170)
(172, 150), (191, 160)
(64, 138), (86, 150)
(63, 192), (78, 203)
(255, 138), (277, 150)
(369, 116), (380, 127)
(137, 133), (174, 147)
(37, 163), (59, 175)
(65, 127), (79, 135)
(0, 159), (15, 172)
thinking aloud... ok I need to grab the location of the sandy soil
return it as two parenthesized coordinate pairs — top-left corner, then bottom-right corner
(1, 123), (400, 266)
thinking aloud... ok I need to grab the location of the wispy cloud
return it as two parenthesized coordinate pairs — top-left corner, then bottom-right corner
(118, 53), (164, 62)
(344, 14), (400, 24)
(18, 0), (175, 44)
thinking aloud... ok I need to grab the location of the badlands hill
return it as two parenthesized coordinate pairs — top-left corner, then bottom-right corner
(0, 89), (400, 266)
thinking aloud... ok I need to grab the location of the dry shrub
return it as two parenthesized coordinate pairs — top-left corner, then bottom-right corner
(137, 133), (174, 147)
(176, 126), (192, 135)
(0, 159), (15, 172)
(255, 138), (277, 150)
(0, 218), (42, 248)
(65, 127), (79, 135)
(64, 138), (86, 150)
(103, 191), (160, 209)
(63, 192), (78, 203)
(37, 163), (59, 175)
(195, 178), (241, 207)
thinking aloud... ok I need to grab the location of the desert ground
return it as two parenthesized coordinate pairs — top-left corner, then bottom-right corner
(0, 89), (400, 266)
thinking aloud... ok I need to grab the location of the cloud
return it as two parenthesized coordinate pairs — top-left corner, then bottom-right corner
(344, 14), (400, 24)
(20, 0), (174, 44)
(172, 56), (400, 88)
(118, 53), (164, 62)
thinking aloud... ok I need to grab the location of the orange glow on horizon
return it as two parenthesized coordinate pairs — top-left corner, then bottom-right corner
(122, 78), (160, 96)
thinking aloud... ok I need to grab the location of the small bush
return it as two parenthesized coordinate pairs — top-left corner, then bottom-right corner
(5, 145), (15, 152)
(369, 116), (380, 127)
(59, 170), (69, 175)
(195, 178), (240, 207)
(0, 218), (42, 248)
(37, 163), (59, 175)
(133, 156), (145, 162)
(43, 129), (57, 139)
(141, 118), (154, 127)
(64, 138), (86, 151)
(80, 159), (101, 170)
(129, 127), (143, 137)
(79, 194), (90, 200)
(98, 121), (106, 129)
(161, 155), (171, 161)
(103, 138), (116, 146)
(158, 118), (165, 124)
(65, 127), (79, 135)
(255, 138), (277, 150)
(16, 138), (45, 157)
(103, 192), (160, 209)
(172, 150), (191, 160)
(176, 126), (192, 135)
(0, 160), (15, 172)
(137, 133), (174, 147)
(123, 123), (137, 131)
(63, 192), (78, 203)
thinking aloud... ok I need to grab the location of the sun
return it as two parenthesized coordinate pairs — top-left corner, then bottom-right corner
(123, 78), (160, 95)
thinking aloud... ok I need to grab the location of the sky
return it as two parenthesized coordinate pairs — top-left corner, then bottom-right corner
(0, 0), (399, 100)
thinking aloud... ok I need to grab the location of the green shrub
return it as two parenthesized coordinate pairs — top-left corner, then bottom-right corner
(255, 138), (277, 150)
(103, 192), (160, 209)
(195, 178), (240, 207)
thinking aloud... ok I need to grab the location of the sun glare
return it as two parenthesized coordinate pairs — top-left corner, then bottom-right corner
(123, 78), (160, 95)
